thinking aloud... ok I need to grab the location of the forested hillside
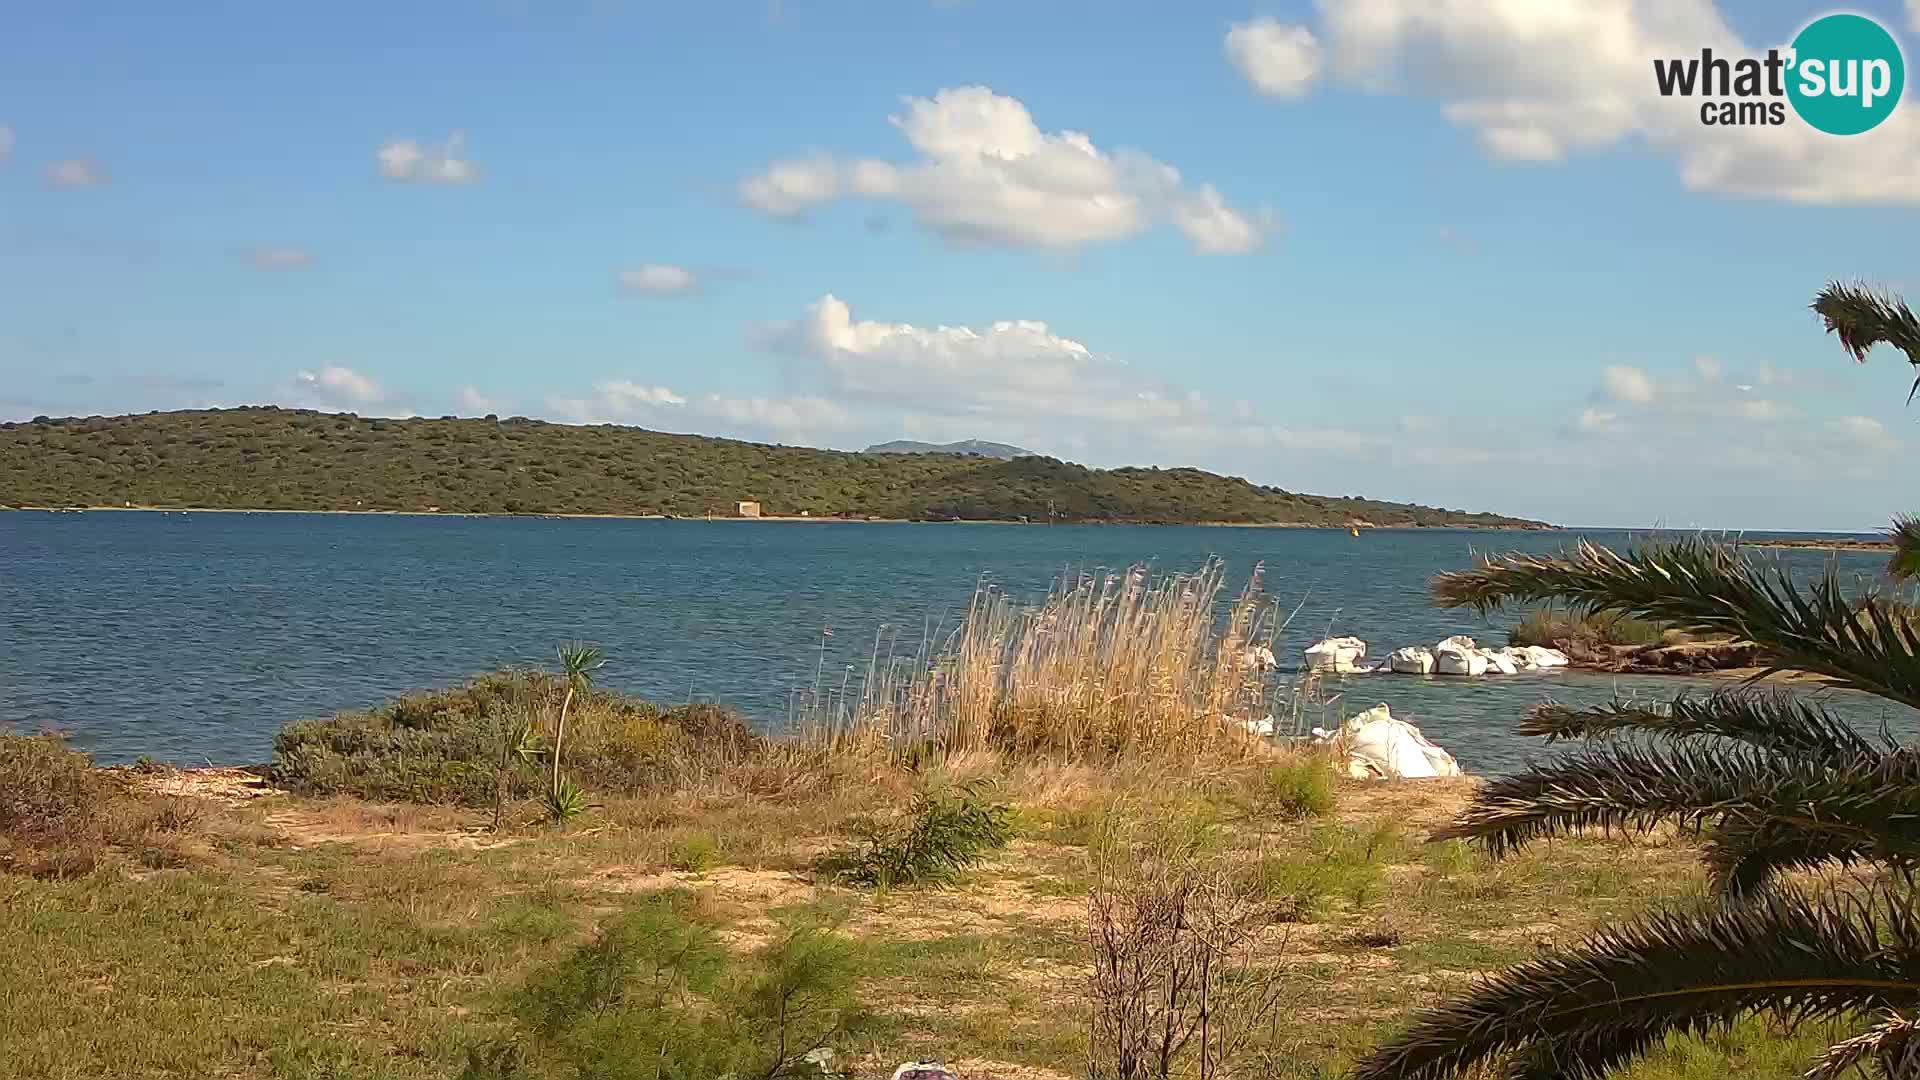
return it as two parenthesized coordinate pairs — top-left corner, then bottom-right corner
(0, 408), (1547, 527)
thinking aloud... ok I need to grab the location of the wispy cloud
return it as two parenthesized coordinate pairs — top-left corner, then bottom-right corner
(377, 133), (479, 185)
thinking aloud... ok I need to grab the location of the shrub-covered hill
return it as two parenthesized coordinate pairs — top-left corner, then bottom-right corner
(0, 407), (1548, 526)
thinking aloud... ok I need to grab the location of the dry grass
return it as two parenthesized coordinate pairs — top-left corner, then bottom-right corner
(801, 559), (1307, 763)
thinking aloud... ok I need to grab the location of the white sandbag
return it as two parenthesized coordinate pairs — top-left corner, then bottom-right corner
(1519, 645), (1570, 668)
(1242, 645), (1278, 671)
(1304, 635), (1368, 673)
(1435, 634), (1478, 653)
(1435, 643), (1488, 676)
(1337, 704), (1463, 780)
(1243, 715), (1277, 738)
(1388, 646), (1436, 674)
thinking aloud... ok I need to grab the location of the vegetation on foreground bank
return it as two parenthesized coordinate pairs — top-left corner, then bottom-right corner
(0, 406), (1545, 526)
(6, 725), (1838, 1080)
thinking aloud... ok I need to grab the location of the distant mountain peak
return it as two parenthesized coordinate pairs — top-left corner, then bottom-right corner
(863, 438), (1033, 460)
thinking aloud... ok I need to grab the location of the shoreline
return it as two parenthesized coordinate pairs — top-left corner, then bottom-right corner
(1, 504), (1555, 529)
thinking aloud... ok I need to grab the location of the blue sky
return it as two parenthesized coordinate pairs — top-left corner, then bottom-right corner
(3, 1), (1918, 530)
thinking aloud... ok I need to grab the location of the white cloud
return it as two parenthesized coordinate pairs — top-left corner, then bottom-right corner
(1693, 355), (1724, 381)
(1602, 364), (1657, 405)
(293, 365), (385, 408)
(1829, 415), (1900, 453)
(599, 381), (687, 410)
(1576, 407), (1622, 434)
(456, 386), (499, 414)
(46, 158), (108, 189)
(1398, 414), (1434, 433)
(245, 247), (315, 271)
(1910, 0), (1920, 32)
(617, 264), (699, 296)
(1171, 185), (1272, 254)
(739, 86), (1270, 254)
(1225, 17), (1323, 100)
(696, 393), (851, 434)
(377, 133), (479, 185)
(1234, 1), (1920, 206)
(778, 293), (1207, 423)
(0, 126), (12, 165)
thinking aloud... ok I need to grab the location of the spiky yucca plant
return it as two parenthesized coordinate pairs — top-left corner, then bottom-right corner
(1353, 284), (1920, 1080)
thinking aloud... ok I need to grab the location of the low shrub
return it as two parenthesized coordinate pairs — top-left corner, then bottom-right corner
(474, 889), (867, 1080)
(1509, 608), (1669, 649)
(814, 778), (1014, 888)
(0, 730), (188, 878)
(271, 670), (762, 806)
(1242, 756), (1335, 822)
(669, 832), (721, 874)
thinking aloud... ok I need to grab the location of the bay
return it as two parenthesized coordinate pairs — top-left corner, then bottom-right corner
(1, 510), (1907, 774)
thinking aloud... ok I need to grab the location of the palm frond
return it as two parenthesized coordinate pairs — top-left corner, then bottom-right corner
(1520, 691), (1882, 762)
(1889, 516), (1920, 583)
(1436, 739), (1920, 894)
(1813, 281), (1920, 382)
(1807, 1012), (1920, 1080)
(1432, 539), (1920, 710)
(1351, 885), (1920, 1080)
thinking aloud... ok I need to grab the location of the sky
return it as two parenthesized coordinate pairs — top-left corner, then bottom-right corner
(3, 1), (1919, 530)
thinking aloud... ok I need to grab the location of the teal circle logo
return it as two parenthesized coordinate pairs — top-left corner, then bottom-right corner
(1786, 13), (1905, 135)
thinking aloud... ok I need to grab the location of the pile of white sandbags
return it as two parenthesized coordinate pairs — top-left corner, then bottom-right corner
(1298, 634), (1568, 678)
(1317, 703), (1462, 780)
(1427, 636), (1567, 677)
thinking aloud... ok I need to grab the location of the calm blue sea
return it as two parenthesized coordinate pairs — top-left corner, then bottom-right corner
(1, 511), (1909, 774)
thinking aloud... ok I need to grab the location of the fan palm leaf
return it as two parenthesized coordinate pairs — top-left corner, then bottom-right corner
(1350, 885), (1920, 1080)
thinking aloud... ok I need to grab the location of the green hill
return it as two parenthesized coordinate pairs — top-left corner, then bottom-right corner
(0, 407), (1548, 527)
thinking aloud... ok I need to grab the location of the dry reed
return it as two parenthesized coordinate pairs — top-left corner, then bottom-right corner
(796, 559), (1305, 763)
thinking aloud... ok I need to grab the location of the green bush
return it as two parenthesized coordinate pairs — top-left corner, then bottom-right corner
(814, 779), (1014, 888)
(669, 832), (721, 874)
(1508, 608), (1669, 649)
(480, 889), (867, 1080)
(270, 671), (760, 806)
(1244, 757), (1335, 822)
(0, 731), (98, 839)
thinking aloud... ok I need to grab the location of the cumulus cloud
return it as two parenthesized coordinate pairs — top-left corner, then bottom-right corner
(0, 125), (12, 165)
(1693, 355), (1724, 381)
(244, 247), (315, 271)
(294, 365), (385, 407)
(377, 133), (479, 185)
(1228, 1), (1920, 206)
(598, 381), (687, 410)
(739, 86), (1270, 254)
(617, 264), (699, 296)
(774, 293), (1206, 423)
(1602, 365), (1657, 405)
(46, 158), (108, 189)
(1225, 17), (1322, 99)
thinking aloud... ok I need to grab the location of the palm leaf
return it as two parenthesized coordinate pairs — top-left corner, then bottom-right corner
(1520, 691), (1883, 762)
(1813, 282), (1920, 402)
(1351, 885), (1920, 1080)
(1436, 739), (1920, 894)
(1889, 516), (1920, 583)
(1432, 539), (1920, 710)
(1807, 1012), (1920, 1080)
